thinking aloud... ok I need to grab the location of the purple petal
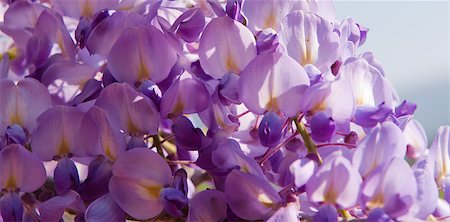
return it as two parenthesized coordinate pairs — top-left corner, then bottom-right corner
(107, 26), (177, 85)
(95, 83), (159, 135)
(367, 208), (393, 222)
(171, 8), (205, 43)
(0, 78), (51, 135)
(225, 170), (282, 220)
(290, 157), (317, 189)
(86, 107), (126, 161)
(186, 190), (227, 222)
(5, 124), (26, 146)
(0, 144), (46, 192)
(0, 192), (23, 222)
(362, 158), (418, 219)
(339, 57), (394, 108)
(84, 194), (125, 222)
(52, 0), (119, 18)
(39, 190), (86, 222)
(310, 111), (335, 142)
(353, 103), (392, 128)
(239, 52), (310, 116)
(160, 77), (210, 118)
(86, 11), (148, 57)
(160, 187), (188, 217)
(198, 16), (256, 78)
(242, 0), (296, 33)
(352, 122), (406, 177)
(279, 10), (339, 72)
(306, 153), (362, 209)
(78, 158), (113, 202)
(212, 139), (264, 177)
(31, 105), (101, 161)
(109, 148), (172, 220)
(312, 204), (338, 222)
(258, 112), (283, 147)
(404, 119), (427, 159)
(54, 157), (80, 195)
(171, 116), (204, 151)
(429, 126), (450, 185)
(413, 167), (438, 219)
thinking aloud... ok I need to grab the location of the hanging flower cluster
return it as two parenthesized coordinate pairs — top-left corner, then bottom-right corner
(0, 0), (447, 221)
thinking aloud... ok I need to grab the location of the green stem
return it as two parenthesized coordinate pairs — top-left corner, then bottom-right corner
(339, 209), (351, 221)
(152, 135), (164, 157)
(294, 118), (322, 165)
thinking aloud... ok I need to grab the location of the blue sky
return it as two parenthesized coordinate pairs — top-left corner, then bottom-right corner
(335, 0), (449, 139)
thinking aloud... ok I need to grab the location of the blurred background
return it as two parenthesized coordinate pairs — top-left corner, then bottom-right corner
(335, 0), (449, 140)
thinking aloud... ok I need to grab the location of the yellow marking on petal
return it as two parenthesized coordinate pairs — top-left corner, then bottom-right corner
(225, 55), (240, 74)
(311, 101), (327, 114)
(127, 119), (140, 135)
(146, 185), (162, 199)
(300, 39), (314, 66)
(104, 144), (115, 161)
(6, 176), (17, 189)
(258, 193), (275, 208)
(2, 47), (18, 60)
(58, 138), (70, 156)
(171, 99), (185, 117)
(9, 113), (23, 126)
(265, 97), (278, 112)
(367, 194), (384, 209)
(263, 10), (277, 29)
(324, 188), (337, 204)
(138, 62), (150, 82)
(241, 164), (250, 173)
(83, 0), (94, 17)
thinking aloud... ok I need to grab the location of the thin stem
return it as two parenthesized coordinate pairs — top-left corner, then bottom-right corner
(278, 182), (294, 196)
(21, 199), (40, 222)
(235, 110), (251, 118)
(316, 143), (356, 149)
(294, 118), (322, 165)
(152, 135), (164, 157)
(160, 134), (175, 144)
(259, 132), (299, 165)
(167, 160), (194, 165)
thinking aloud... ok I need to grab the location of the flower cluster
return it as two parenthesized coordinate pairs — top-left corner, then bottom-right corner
(0, 0), (448, 221)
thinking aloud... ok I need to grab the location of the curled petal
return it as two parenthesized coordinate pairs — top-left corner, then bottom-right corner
(84, 194), (125, 222)
(0, 192), (23, 222)
(186, 190), (227, 222)
(39, 190), (86, 222)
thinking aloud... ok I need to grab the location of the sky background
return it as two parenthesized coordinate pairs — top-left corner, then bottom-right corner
(334, 0), (450, 140)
